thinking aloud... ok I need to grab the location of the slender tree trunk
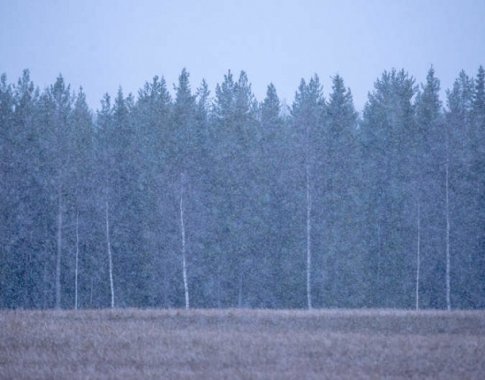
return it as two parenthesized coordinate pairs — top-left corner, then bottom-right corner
(415, 201), (421, 310)
(179, 173), (189, 309)
(445, 161), (451, 311)
(306, 161), (312, 310)
(75, 212), (79, 310)
(55, 191), (63, 309)
(105, 201), (115, 308)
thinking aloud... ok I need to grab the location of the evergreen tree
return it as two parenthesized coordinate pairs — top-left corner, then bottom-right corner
(0, 73), (16, 307)
(470, 66), (485, 307)
(210, 70), (259, 307)
(256, 83), (290, 307)
(361, 69), (416, 308)
(444, 71), (474, 309)
(134, 75), (172, 307)
(323, 75), (364, 307)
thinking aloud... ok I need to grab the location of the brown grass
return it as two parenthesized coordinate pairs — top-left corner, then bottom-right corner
(1, 308), (484, 379)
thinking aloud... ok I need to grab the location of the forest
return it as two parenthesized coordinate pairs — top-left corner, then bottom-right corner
(0, 66), (483, 310)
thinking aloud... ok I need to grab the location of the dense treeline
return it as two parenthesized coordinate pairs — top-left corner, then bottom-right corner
(0, 66), (483, 310)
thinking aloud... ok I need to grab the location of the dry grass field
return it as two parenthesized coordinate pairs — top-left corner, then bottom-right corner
(1, 308), (484, 379)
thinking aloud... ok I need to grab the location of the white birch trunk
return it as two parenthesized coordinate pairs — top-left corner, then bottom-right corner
(415, 201), (421, 310)
(445, 161), (451, 311)
(180, 173), (189, 309)
(75, 212), (79, 310)
(55, 192), (63, 309)
(105, 201), (115, 308)
(306, 161), (312, 310)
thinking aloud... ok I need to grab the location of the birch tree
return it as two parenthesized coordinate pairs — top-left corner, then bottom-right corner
(74, 212), (79, 310)
(445, 145), (451, 311)
(179, 173), (189, 309)
(291, 76), (325, 309)
(105, 201), (115, 308)
(415, 201), (421, 310)
(172, 69), (197, 308)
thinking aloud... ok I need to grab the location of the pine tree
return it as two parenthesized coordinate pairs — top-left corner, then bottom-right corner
(361, 69), (416, 308)
(324, 75), (363, 307)
(471, 66), (485, 307)
(134, 75), (172, 307)
(0, 73), (18, 308)
(210, 70), (259, 307)
(256, 83), (287, 307)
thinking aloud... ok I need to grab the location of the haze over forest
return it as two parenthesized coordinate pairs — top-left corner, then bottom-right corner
(1, 65), (483, 310)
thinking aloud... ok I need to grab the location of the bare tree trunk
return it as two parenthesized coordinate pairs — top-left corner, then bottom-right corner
(415, 201), (421, 310)
(180, 173), (189, 309)
(105, 201), (115, 308)
(445, 161), (451, 311)
(55, 191), (63, 309)
(74, 212), (79, 310)
(306, 161), (312, 310)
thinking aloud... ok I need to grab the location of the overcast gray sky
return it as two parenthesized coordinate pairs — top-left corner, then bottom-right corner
(1, 0), (484, 111)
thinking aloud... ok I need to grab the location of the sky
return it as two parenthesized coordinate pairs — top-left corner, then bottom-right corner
(1, 0), (484, 111)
